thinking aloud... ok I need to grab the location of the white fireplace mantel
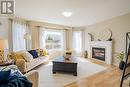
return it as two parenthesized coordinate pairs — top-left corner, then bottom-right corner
(88, 41), (112, 64)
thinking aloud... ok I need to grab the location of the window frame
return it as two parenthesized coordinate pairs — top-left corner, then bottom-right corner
(44, 29), (66, 51)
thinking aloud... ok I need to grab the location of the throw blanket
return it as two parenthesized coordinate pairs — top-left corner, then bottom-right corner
(0, 75), (32, 87)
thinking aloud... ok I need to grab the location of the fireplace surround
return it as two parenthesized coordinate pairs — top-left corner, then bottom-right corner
(89, 41), (112, 64)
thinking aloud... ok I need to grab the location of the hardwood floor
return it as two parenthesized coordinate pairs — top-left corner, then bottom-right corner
(64, 58), (129, 87)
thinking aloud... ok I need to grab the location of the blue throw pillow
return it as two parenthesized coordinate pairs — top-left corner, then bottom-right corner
(0, 70), (11, 83)
(28, 50), (38, 58)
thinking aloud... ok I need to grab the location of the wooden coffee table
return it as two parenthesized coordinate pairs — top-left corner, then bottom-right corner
(52, 56), (77, 76)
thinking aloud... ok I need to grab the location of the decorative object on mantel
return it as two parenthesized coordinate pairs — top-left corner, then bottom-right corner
(107, 28), (112, 41)
(117, 51), (125, 70)
(88, 33), (94, 41)
(98, 28), (112, 41)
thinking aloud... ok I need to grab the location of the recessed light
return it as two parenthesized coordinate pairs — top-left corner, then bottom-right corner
(62, 11), (72, 17)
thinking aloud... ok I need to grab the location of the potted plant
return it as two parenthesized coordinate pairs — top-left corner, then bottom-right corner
(117, 51), (125, 70)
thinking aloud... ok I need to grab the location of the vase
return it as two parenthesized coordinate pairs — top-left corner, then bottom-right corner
(119, 61), (125, 70)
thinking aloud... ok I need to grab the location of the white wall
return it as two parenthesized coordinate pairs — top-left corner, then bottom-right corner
(0, 18), (8, 39)
(85, 13), (130, 65)
(1, 13), (130, 65)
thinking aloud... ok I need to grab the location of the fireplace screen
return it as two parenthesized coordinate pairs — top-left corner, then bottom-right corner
(92, 47), (105, 61)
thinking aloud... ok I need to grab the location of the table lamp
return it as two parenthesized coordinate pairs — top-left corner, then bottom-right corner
(24, 33), (31, 50)
(0, 39), (8, 63)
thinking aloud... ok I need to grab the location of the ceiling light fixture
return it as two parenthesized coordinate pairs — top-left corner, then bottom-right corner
(62, 11), (72, 17)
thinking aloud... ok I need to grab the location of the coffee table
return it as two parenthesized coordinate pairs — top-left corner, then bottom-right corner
(52, 56), (77, 76)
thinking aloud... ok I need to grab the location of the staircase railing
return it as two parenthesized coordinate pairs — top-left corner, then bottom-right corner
(120, 32), (130, 87)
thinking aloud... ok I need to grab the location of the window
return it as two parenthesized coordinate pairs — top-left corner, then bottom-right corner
(72, 31), (82, 56)
(40, 29), (65, 51)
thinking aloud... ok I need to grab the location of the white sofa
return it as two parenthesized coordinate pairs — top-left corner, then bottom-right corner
(26, 56), (49, 71)
(12, 50), (49, 73)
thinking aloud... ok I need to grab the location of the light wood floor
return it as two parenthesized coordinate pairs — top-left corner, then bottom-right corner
(64, 58), (129, 87)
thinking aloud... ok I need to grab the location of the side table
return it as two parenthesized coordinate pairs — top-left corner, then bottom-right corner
(0, 60), (15, 66)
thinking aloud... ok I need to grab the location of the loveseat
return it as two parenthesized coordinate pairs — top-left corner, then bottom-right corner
(11, 50), (49, 73)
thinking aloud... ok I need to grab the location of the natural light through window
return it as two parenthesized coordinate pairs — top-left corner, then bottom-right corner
(44, 30), (65, 51)
(73, 31), (82, 56)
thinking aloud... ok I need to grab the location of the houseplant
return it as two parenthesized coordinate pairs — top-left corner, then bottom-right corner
(117, 51), (125, 70)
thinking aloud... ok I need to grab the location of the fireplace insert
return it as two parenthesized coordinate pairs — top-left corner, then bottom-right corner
(92, 47), (105, 61)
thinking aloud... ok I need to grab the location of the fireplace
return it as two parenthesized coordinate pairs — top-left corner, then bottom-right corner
(89, 41), (112, 64)
(92, 47), (105, 61)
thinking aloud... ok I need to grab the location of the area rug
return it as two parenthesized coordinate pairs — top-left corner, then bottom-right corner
(36, 58), (106, 87)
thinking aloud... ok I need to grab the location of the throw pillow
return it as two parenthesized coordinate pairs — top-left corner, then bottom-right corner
(22, 51), (33, 62)
(28, 50), (38, 58)
(10, 52), (16, 60)
(42, 49), (48, 56)
(36, 49), (41, 56)
(16, 54), (24, 60)
(10, 52), (24, 60)
(0, 70), (11, 83)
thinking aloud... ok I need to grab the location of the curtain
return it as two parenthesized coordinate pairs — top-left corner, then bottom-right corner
(12, 20), (27, 52)
(72, 31), (82, 56)
(39, 27), (46, 49)
(31, 26), (40, 49)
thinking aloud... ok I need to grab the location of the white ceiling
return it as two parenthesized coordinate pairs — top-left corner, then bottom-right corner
(15, 0), (130, 27)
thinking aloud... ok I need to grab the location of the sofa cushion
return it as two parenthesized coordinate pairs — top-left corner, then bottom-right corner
(26, 56), (49, 71)
(28, 50), (38, 58)
(22, 51), (33, 62)
(10, 52), (24, 60)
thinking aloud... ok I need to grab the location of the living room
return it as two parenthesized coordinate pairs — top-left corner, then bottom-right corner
(0, 0), (130, 87)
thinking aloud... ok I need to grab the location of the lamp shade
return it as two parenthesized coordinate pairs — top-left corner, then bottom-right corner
(0, 39), (8, 49)
(24, 33), (31, 40)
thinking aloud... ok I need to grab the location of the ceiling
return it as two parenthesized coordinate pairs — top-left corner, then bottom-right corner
(15, 0), (130, 27)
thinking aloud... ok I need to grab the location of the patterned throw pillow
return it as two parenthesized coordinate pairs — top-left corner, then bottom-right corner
(36, 49), (41, 57)
(42, 49), (48, 56)
(10, 52), (16, 60)
(22, 51), (33, 62)
(16, 54), (24, 60)
(10, 52), (24, 60)
(36, 49), (48, 56)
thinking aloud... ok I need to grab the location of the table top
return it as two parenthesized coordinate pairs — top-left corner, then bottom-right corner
(53, 56), (77, 63)
(0, 60), (15, 66)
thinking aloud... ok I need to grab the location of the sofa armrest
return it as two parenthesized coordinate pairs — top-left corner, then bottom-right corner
(25, 70), (39, 87)
(16, 59), (26, 73)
